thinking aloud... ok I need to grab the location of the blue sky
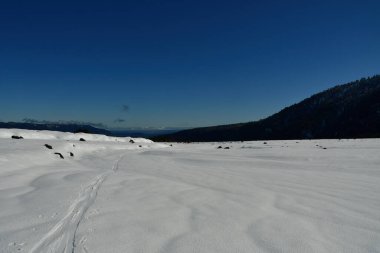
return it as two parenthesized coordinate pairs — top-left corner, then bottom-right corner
(1, 0), (379, 129)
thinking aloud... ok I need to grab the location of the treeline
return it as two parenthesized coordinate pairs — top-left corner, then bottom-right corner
(153, 75), (380, 142)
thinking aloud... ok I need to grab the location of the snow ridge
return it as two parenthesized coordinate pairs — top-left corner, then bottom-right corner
(29, 156), (123, 253)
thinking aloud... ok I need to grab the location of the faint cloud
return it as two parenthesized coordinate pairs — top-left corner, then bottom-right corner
(114, 118), (126, 123)
(22, 118), (41, 124)
(121, 105), (130, 112)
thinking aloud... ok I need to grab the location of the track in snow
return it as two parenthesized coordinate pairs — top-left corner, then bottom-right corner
(29, 156), (123, 253)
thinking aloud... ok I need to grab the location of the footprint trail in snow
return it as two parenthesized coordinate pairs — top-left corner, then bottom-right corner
(29, 156), (123, 253)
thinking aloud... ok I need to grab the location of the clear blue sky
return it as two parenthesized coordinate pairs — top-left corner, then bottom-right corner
(1, 0), (379, 129)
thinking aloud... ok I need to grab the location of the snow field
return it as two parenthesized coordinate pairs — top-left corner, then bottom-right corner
(0, 129), (379, 252)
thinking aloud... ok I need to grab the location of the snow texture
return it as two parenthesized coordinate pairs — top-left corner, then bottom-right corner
(0, 129), (379, 253)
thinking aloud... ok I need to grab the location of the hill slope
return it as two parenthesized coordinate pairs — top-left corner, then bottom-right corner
(154, 75), (380, 142)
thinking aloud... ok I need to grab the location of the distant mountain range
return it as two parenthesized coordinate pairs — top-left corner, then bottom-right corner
(0, 122), (181, 138)
(153, 75), (380, 142)
(0, 122), (111, 136)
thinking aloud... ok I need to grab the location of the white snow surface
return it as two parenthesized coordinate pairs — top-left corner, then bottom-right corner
(0, 129), (380, 253)
(0, 129), (152, 143)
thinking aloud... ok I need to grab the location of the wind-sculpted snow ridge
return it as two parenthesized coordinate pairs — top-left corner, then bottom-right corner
(0, 128), (153, 143)
(29, 156), (123, 253)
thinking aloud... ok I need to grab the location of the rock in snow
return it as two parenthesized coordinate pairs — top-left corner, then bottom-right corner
(54, 152), (64, 159)
(44, 144), (53, 149)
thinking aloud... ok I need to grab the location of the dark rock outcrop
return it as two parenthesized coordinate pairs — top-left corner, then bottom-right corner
(44, 144), (53, 149)
(54, 152), (64, 159)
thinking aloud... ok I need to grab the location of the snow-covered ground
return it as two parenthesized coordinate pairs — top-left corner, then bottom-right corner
(1, 129), (380, 253)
